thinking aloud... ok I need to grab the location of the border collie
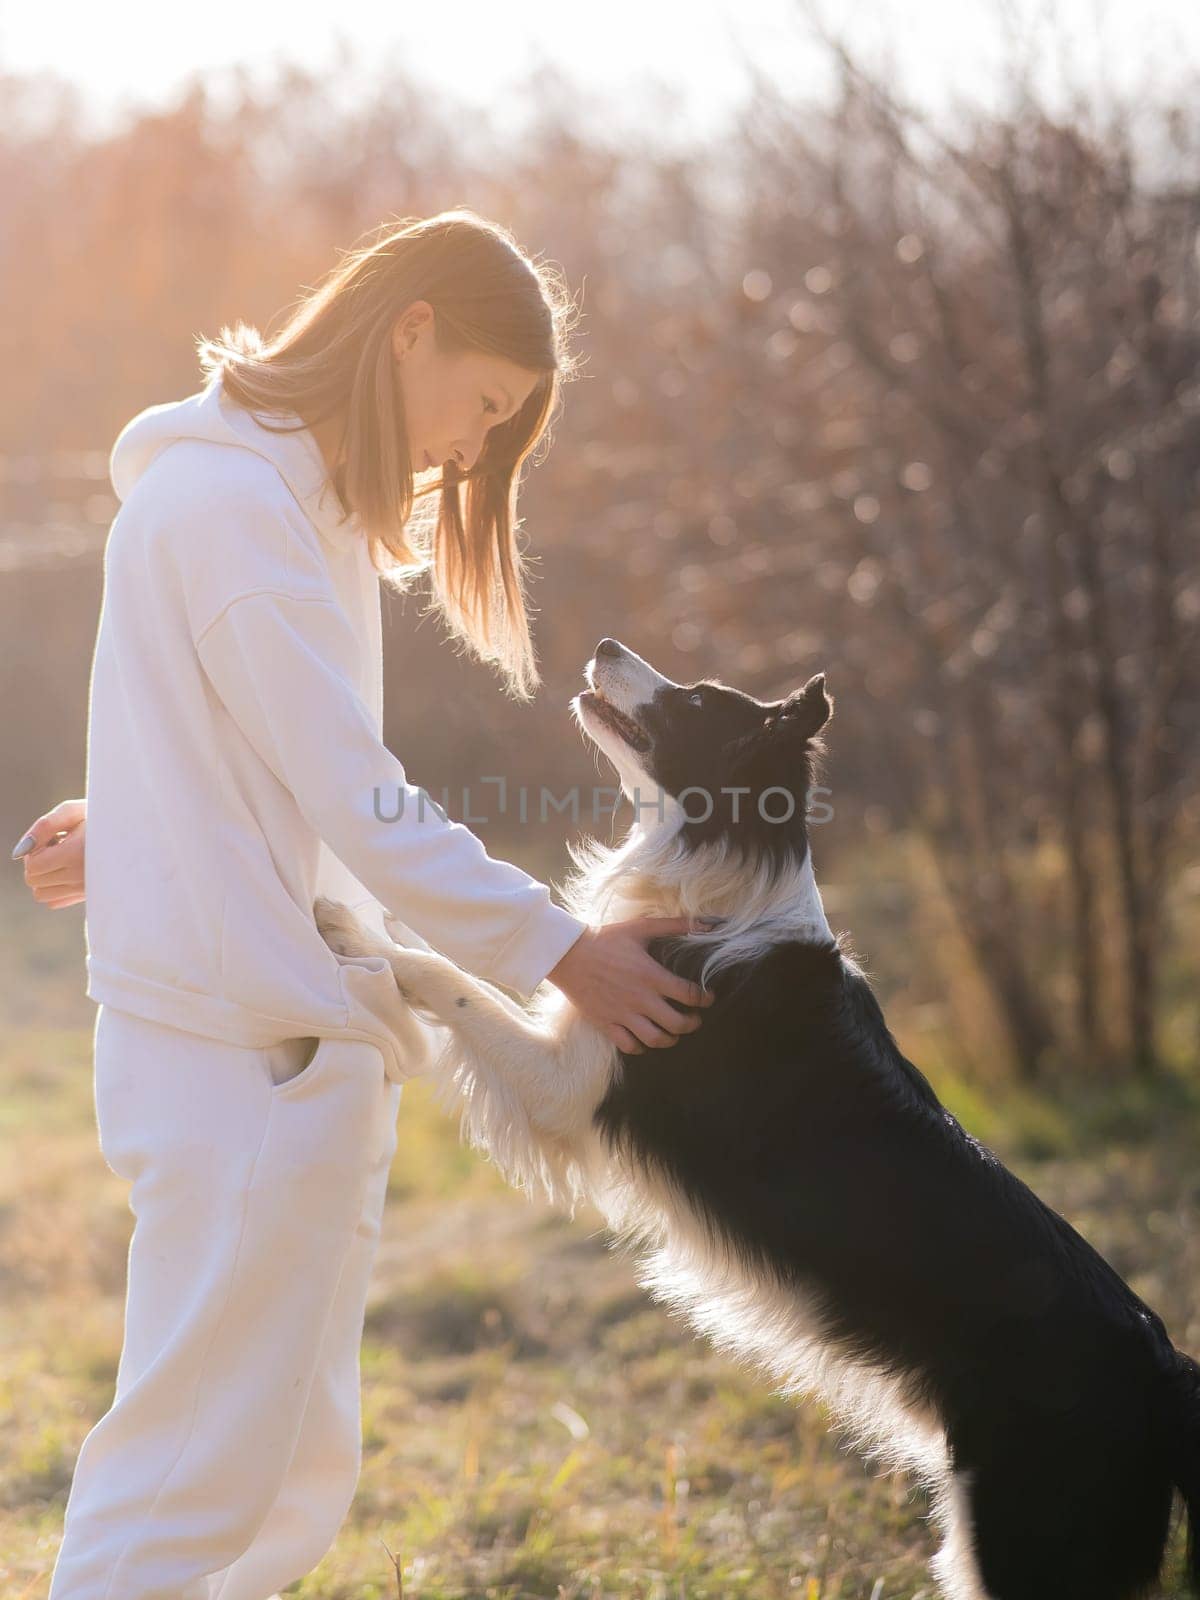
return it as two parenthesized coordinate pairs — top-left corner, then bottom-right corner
(316, 636), (1200, 1600)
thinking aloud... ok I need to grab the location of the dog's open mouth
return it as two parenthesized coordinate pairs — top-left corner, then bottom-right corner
(579, 689), (653, 753)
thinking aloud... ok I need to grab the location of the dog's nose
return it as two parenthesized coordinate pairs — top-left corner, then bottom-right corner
(595, 638), (623, 659)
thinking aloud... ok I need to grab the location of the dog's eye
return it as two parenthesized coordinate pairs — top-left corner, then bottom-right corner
(687, 690), (705, 707)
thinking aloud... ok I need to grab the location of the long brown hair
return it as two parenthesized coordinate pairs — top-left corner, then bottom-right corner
(196, 209), (582, 700)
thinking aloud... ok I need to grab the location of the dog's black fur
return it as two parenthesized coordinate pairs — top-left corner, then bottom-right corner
(585, 657), (1200, 1599)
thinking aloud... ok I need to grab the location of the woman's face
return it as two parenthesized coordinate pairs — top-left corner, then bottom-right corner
(393, 300), (542, 476)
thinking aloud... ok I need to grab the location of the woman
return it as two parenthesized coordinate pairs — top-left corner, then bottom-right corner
(15, 209), (715, 1600)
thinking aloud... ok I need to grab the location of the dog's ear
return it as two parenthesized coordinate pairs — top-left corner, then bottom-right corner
(726, 672), (833, 782)
(777, 672), (833, 739)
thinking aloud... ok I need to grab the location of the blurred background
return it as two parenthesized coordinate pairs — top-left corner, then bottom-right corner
(2, 3), (1199, 1595)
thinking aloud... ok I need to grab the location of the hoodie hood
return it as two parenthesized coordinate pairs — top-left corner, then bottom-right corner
(109, 373), (360, 551)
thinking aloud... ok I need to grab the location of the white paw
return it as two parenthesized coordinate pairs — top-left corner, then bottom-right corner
(387, 950), (434, 1003)
(313, 895), (373, 958)
(385, 948), (470, 1017)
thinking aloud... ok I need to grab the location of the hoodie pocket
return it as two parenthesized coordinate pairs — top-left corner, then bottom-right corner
(263, 1034), (322, 1095)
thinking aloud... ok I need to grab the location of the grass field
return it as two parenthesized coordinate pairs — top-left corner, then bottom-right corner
(1, 889), (1197, 1599)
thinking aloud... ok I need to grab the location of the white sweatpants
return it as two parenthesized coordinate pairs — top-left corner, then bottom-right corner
(48, 1002), (402, 1600)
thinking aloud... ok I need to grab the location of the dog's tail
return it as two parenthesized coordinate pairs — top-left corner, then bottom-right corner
(1161, 1348), (1200, 1593)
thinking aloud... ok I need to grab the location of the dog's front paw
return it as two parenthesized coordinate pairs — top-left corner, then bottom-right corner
(384, 947), (434, 1007)
(313, 895), (374, 958)
(383, 946), (469, 1018)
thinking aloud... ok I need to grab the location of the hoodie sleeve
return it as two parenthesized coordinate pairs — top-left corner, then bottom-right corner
(193, 586), (589, 999)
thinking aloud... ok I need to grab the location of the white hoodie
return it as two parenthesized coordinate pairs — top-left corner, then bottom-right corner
(83, 373), (589, 1082)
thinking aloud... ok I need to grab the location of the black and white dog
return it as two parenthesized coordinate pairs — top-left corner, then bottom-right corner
(316, 637), (1200, 1600)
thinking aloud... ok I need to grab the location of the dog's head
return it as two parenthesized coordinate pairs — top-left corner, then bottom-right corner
(571, 637), (832, 859)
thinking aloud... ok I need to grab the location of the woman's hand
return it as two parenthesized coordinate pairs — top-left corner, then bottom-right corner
(11, 798), (87, 908)
(546, 914), (719, 1054)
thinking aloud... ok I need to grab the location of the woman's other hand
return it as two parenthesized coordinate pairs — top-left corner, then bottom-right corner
(11, 798), (87, 908)
(546, 914), (719, 1054)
